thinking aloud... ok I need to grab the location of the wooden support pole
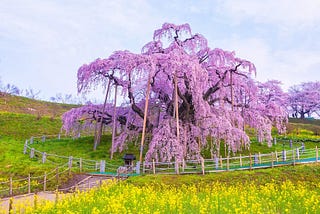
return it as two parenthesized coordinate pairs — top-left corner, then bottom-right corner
(139, 75), (151, 163)
(68, 156), (73, 176)
(95, 79), (111, 150)
(226, 156), (230, 171)
(43, 172), (47, 192)
(239, 154), (242, 167)
(293, 149), (295, 166)
(182, 159), (185, 172)
(143, 161), (146, 174)
(271, 152), (274, 168)
(249, 153), (252, 170)
(23, 140), (28, 154)
(259, 152), (262, 164)
(152, 159), (156, 174)
(220, 156), (223, 169)
(201, 157), (205, 175)
(56, 167), (59, 185)
(9, 177), (12, 196)
(111, 85), (118, 160)
(174, 73), (180, 147)
(175, 159), (180, 175)
(79, 158), (82, 173)
(28, 173), (31, 194)
(316, 146), (319, 163)
(275, 150), (278, 162)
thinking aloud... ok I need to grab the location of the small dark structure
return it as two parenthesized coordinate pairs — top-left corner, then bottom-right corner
(123, 153), (136, 168)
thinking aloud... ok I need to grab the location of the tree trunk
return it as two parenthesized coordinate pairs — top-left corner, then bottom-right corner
(111, 85), (118, 159)
(93, 80), (111, 150)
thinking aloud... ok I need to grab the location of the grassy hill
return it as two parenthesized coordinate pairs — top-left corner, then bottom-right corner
(0, 93), (78, 139)
(0, 93), (77, 118)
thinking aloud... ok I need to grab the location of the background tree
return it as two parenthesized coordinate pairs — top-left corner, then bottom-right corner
(288, 81), (320, 118)
(62, 23), (287, 162)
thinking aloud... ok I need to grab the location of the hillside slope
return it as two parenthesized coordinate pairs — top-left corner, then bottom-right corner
(0, 93), (78, 139)
(0, 93), (77, 117)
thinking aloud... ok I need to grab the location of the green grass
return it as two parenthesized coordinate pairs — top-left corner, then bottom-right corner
(0, 93), (77, 117)
(0, 112), (62, 140)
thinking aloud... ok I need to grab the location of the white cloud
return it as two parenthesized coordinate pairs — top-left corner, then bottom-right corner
(220, 0), (320, 28)
(216, 37), (320, 90)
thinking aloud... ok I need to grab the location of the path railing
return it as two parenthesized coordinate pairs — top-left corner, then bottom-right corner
(142, 146), (319, 175)
(1, 135), (319, 198)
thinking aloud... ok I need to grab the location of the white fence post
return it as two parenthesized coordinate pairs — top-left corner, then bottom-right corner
(152, 159), (156, 174)
(100, 160), (105, 173)
(23, 140), (28, 154)
(201, 157), (205, 174)
(136, 161), (140, 174)
(175, 160), (179, 174)
(30, 148), (35, 158)
(42, 152), (47, 163)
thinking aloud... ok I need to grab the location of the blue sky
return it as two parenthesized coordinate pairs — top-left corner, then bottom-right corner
(1, 0), (320, 100)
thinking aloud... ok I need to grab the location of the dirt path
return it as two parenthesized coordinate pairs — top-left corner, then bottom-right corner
(0, 175), (115, 213)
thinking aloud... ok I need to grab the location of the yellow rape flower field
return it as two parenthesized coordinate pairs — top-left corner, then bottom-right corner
(3, 176), (320, 214)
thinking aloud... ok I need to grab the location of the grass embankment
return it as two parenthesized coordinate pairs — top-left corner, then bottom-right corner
(12, 164), (320, 213)
(0, 93), (77, 118)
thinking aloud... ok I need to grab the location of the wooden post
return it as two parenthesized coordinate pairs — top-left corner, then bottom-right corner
(316, 146), (319, 163)
(220, 156), (223, 169)
(226, 156), (230, 171)
(30, 136), (34, 144)
(292, 149), (295, 166)
(271, 152), (274, 168)
(201, 157), (205, 175)
(139, 75), (151, 163)
(152, 159), (156, 174)
(95, 79), (111, 150)
(215, 157), (219, 170)
(182, 159), (185, 172)
(136, 161), (141, 175)
(175, 159), (179, 175)
(42, 152), (47, 164)
(30, 148), (35, 159)
(56, 167), (59, 185)
(9, 177), (13, 196)
(249, 153), (252, 170)
(28, 173), (31, 194)
(58, 133), (61, 140)
(259, 152), (262, 164)
(79, 158), (82, 173)
(275, 150), (278, 162)
(111, 85), (118, 160)
(23, 140), (28, 154)
(174, 73), (180, 148)
(95, 162), (99, 171)
(42, 135), (46, 142)
(296, 148), (300, 160)
(143, 161), (146, 174)
(100, 160), (105, 173)
(239, 154), (242, 167)
(68, 156), (73, 176)
(43, 172), (47, 192)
